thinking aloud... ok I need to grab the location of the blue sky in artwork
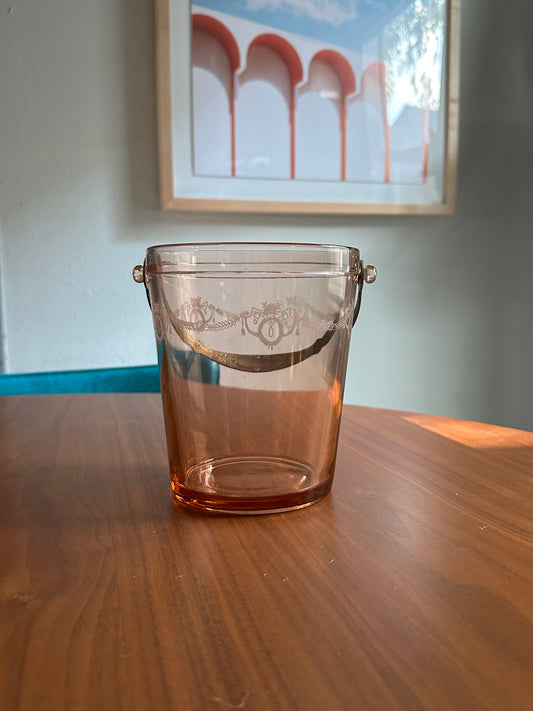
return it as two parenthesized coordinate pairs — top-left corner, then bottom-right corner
(193, 0), (415, 49)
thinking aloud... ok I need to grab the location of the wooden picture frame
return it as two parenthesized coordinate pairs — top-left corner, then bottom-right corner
(156, 0), (460, 215)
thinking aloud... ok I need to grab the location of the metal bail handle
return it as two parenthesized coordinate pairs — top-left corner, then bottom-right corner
(133, 261), (377, 373)
(352, 262), (377, 327)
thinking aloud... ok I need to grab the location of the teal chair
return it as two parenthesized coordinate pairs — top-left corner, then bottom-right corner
(0, 365), (161, 395)
(0, 353), (220, 396)
(159, 344), (220, 385)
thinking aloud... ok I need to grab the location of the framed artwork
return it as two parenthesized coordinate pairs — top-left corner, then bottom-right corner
(156, 0), (460, 214)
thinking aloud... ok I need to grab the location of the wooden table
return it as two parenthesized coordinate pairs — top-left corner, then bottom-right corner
(1, 394), (532, 711)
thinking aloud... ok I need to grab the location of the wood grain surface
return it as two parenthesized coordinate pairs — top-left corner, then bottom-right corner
(1, 394), (532, 711)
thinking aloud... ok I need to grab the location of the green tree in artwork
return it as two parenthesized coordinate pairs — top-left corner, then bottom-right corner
(384, 0), (445, 111)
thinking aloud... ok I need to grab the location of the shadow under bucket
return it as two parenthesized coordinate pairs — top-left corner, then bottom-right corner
(134, 243), (376, 514)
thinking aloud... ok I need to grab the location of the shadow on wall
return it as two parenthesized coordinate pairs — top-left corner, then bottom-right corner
(457, 0), (533, 430)
(118, 0), (161, 216)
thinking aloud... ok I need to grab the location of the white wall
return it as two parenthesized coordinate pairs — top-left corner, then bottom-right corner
(1, 0), (532, 431)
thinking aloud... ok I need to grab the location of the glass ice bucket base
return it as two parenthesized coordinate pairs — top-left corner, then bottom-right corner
(171, 455), (330, 515)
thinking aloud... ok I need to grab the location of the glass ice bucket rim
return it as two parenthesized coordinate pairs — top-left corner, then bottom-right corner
(143, 242), (361, 278)
(133, 242), (375, 375)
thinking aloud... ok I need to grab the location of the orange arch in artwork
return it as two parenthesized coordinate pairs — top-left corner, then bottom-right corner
(312, 49), (356, 96)
(192, 14), (241, 175)
(358, 62), (390, 182)
(192, 13), (240, 70)
(248, 34), (304, 178)
(249, 33), (303, 85)
(310, 50), (357, 181)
